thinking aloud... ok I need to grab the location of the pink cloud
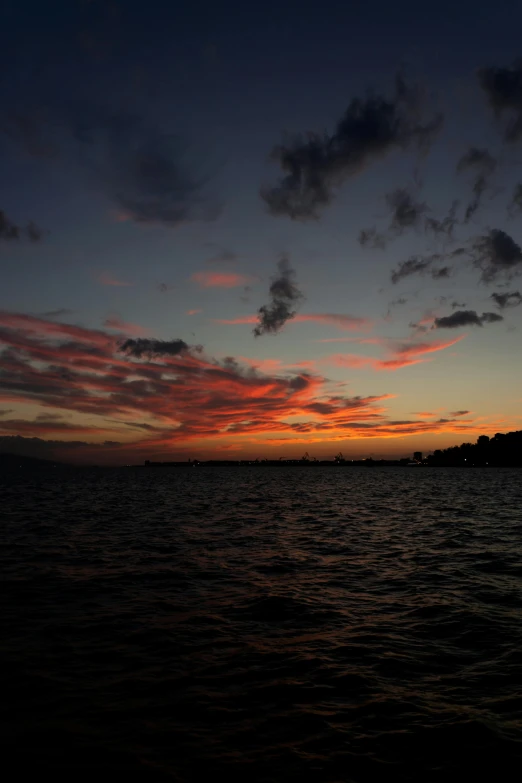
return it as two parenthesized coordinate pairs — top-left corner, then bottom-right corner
(327, 335), (465, 372)
(331, 354), (429, 371)
(191, 272), (252, 288)
(186, 309), (202, 316)
(98, 272), (133, 287)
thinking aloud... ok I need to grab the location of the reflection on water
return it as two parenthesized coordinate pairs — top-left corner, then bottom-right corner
(2, 467), (522, 781)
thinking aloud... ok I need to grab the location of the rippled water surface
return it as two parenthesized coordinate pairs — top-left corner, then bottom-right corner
(2, 467), (522, 781)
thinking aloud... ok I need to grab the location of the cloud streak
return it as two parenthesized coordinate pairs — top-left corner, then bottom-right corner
(191, 271), (253, 288)
(328, 335), (464, 372)
(98, 272), (133, 287)
(456, 147), (496, 223)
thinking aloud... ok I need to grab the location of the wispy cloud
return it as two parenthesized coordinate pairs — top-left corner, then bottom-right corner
(490, 290), (522, 309)
(456, 147), (496, 223)
(216, 312), (372, 332)
(1, 210), (45, 242)
(98, 272), (133, 287)
(103, 317), (152, 336)
(294, 313), (372, 331)
(186, 309), (202, 315)
(38, 309), (74, 319)
(327, 336), (464, 372)
(3, 104), (220, 228)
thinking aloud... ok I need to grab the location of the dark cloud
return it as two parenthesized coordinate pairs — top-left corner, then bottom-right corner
(481, 311), (504, 323)
(358, 226), (387, 249)
(457, 147), (496, 174)
(508, 184), (522, 216)
(450, 411), (470, 417)
(4, 104), (219, 228)
(364, 191), (461, 250)
(431, 266), (451, 279)
(451, 300), (466, 308)
(424, 200), (459, 239)
(261, 75), (443, 220)
(478, 60), (522, 142)
(119, 337), (193, 358)
(0, 409), (14, 416)
(434, 309), (504, 329)
(472, 229), (522, 283)
(391, 254), (438, 284)
(0, 210), (44, 242)
(490, 290), (522, 309)
(456, 147), (496, 223)
(157, 282), (173, 293)
(387, 187), (428, 231)
(253, 256), (303, 337)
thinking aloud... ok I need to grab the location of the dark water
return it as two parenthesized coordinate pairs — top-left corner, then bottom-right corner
(2, 467), (522, 782)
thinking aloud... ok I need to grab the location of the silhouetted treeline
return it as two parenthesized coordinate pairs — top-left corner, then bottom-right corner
(427, 431), (522, 467)
(143, 458), (412, 468)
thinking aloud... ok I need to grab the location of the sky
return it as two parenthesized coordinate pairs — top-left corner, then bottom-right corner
(1, 0), (522, 464)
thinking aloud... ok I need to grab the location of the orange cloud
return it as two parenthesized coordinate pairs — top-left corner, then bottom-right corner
(186, 309), (202, 315)
(191, 272), (252, 288)
(0, 312), (494, 463)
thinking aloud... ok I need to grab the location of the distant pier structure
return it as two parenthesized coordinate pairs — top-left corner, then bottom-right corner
(413, 451), (422, 463)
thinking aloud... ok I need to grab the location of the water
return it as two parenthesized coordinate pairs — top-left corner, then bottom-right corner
(2, 467), (522, 781)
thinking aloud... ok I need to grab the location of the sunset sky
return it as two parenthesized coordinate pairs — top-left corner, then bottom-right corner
(1, 0), (522, 463)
